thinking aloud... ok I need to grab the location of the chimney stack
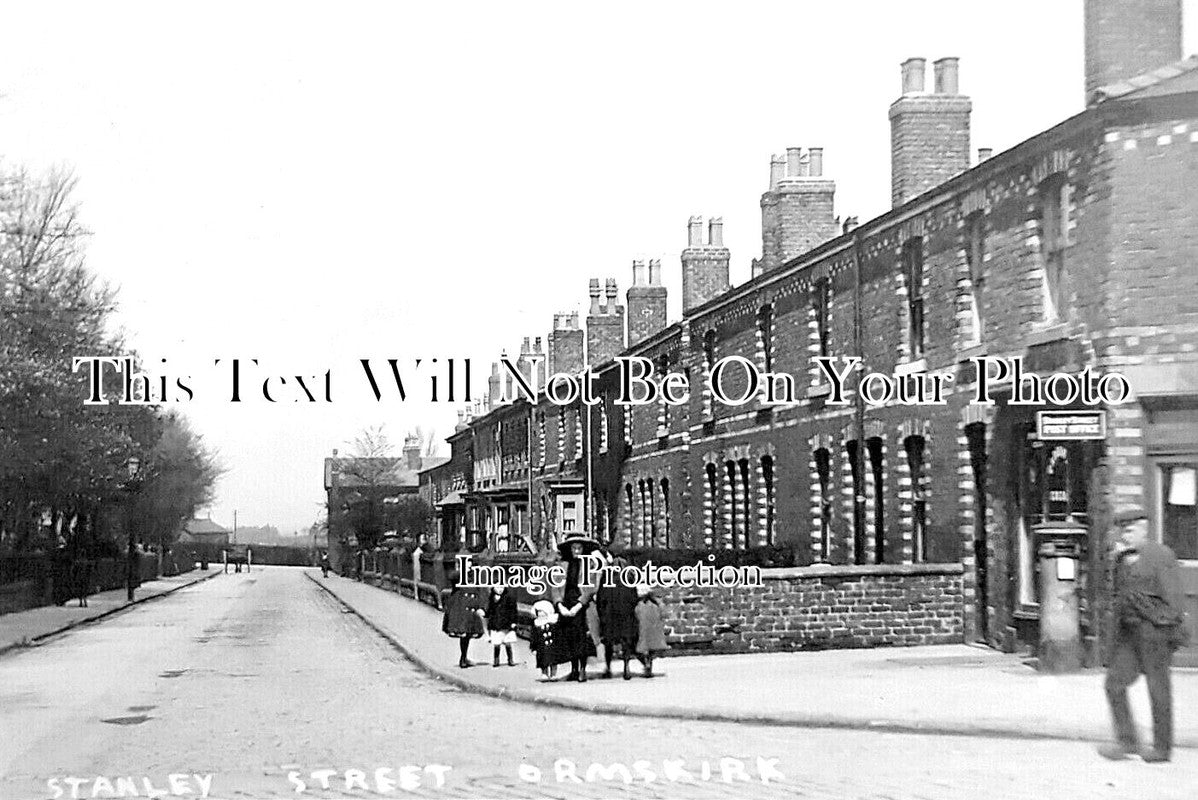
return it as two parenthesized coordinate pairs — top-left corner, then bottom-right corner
(587, 277), (626, 366)
(1085, 0), (1182, 104)
(760, 146), (838, 272)
(682, 215), (731, 313)
(977, 147), (993, 163)
(889, 57), (971, 207)
(487, 360), (502, 409)
(403, 433), (422, 471)
(549, 313), (584, 375)
(627, 258), (668, 346)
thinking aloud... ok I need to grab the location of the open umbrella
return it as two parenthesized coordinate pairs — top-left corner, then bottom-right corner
(557, 534), (601, 561)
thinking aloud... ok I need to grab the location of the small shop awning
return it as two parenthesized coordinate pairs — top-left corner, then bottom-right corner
(436, 491), (465, 507)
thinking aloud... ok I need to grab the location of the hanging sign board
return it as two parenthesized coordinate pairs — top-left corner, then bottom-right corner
(1037, 410), (1107, 440)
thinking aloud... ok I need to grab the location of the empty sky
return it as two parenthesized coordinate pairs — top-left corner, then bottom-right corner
(4, 1), (1195, 534)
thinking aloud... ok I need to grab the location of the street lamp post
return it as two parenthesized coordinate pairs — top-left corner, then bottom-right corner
(124, 456), (143, 602)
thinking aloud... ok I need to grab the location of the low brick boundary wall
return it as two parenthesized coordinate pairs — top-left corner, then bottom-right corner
(360, 560), (965, 655)
(659, 563), (965, 653)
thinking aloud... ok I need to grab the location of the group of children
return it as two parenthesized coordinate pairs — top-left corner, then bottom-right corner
(530, 582), (667, 681)
(442, 575), (669, 680)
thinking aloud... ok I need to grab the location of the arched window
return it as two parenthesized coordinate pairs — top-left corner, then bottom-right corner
(757, 305), (775, 373)
(726, 460), (739, 549)
(903, 435), (928, 563)
(814, 447), (832, 561)
(660, 478), (671, 548)
(705, 462), (720, 547)
(760, 456), (775, 546)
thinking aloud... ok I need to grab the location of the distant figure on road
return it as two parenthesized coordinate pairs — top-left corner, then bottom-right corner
(634, 583), (668, 678)
(319, 551), (330, 578)
(485, 584), (518, 667)
(1099, 509), (1189, 763)
(441, 574), (486, 668)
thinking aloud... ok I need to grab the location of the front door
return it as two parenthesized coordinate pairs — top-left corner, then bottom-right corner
(1151, 457), (1198, 667)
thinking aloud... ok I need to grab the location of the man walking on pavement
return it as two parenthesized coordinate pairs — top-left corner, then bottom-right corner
(1099, 508), (1189, 763)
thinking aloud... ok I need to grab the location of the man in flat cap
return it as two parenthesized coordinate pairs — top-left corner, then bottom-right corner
(1099, 508), (1188, 763)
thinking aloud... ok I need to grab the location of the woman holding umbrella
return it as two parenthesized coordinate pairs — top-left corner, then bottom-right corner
(555, 534), (600, 682)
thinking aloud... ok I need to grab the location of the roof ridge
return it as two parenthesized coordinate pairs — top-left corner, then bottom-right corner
(1092, 54), (1198, 104)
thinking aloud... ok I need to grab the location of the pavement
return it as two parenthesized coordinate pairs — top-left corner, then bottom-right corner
(0, 568), (219, 656)
(310, 570), (1198, 748)
(3, 566), (1195, 800)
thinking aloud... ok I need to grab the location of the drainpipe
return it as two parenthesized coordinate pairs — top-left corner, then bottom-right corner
(852, 229), (867, 565)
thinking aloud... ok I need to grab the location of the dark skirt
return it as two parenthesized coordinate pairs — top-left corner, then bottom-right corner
(558, 609), (597, 660)
(442, 587), (485, 638)
(597, 585), (639, 643)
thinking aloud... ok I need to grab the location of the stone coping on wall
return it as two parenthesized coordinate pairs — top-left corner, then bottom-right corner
(758, 562), (964, 581)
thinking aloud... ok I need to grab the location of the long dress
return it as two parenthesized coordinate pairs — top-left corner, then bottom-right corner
(559, 560), (597, 660)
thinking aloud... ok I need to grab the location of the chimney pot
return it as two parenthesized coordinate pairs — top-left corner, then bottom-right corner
(687, 215), (703, 247)
(708, 217), (724, 247)
(632, 259), (647, 286)
(808, 147), (824, 177)
(786, 147), (802, 177)
(901, 57), (926, 94)
(934, 57), (960, 94)
(648, 258), (661, 285)
(589, 278), (602, 315)
(521, 336), (531, 354)
(977, 147), (993, 163)
(769, 154), (785, 189)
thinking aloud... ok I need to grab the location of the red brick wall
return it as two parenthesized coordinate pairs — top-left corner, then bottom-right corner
(658, 564), (964, 653)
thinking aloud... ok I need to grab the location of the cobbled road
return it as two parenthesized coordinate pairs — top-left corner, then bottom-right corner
(0, 568), (1193, 800)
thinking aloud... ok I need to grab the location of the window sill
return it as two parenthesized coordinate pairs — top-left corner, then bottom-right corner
(1025, 323), (1070, 347)
(958, 343), (987, 363)
(894, 359), (928, 377)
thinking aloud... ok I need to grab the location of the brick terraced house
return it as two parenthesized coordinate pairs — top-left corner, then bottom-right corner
(424, 0), (1197, 660)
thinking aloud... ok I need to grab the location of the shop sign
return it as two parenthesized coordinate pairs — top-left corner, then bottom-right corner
(1037, 410), (1107, 440)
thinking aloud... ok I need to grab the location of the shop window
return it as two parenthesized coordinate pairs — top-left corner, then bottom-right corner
(1160, 462), (1198, 560)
